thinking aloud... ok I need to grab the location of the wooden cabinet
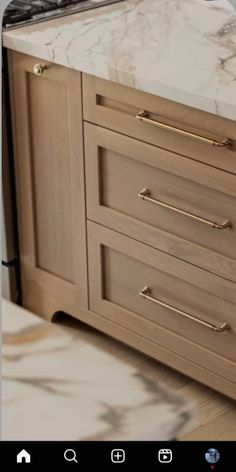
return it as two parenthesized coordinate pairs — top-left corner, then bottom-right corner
(8, 51), (88, 311)
(8, 52), (236, 399)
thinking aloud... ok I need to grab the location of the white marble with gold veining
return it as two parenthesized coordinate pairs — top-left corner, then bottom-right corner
(3, 0), (236, 120)
(2, 299), (195, 441)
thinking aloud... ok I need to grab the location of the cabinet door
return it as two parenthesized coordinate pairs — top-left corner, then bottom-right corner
(8, 51), (87, 312)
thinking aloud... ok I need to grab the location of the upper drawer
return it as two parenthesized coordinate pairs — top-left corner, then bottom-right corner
(82, 74), (236, 174)
(85, 123), (236, 283)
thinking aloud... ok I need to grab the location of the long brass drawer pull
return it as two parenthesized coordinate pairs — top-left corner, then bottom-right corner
(138, 188), (232, 230)
(136, 110), (232, 148)
(140, 287), (229, 332)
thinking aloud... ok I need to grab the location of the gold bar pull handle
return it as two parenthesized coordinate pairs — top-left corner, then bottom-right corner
(140, 287), (229, 332)
(136, 110), (232, 148)
(138, 188), (232, 230)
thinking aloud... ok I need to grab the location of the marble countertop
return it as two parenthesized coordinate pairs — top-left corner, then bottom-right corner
(3, 0), (236, 121)
(2, 299), (195, 441)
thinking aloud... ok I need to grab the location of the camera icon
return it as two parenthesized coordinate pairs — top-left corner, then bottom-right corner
(158, 449), (172, 463)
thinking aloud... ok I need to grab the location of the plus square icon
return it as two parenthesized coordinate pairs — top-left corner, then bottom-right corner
(111, 449), (125, 463)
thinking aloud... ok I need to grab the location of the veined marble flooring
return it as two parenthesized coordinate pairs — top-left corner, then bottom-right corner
(2, 299), (195, 441)
(51, 314), (236, 441)
(2, 300), (235, 440)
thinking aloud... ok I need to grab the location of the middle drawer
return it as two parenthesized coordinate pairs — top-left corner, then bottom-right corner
(84, 123), (236, 282)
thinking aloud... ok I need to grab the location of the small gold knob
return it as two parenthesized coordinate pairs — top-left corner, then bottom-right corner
(33, 63), (47, 76)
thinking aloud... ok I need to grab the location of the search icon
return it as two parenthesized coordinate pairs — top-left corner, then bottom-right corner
(64, 449), (78, 463)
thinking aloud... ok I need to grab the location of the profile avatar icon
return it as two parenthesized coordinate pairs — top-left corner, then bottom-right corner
(205, 449), (220, 464)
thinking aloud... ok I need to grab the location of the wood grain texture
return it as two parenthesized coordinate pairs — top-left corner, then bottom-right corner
(87, 221), (236, 391)
(182, 406), (236, 440)
(7, 54), (236, 403)
(82, 73), (236, 174)
(27, 73), (73, 281)
(8, 51), (88, 308)
(84, 123), (236, 282)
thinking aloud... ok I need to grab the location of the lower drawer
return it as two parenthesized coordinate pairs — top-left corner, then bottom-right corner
(88, 221), (236, 384)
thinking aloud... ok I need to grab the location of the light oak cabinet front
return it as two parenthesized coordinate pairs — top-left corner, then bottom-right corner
(8, 52), (236, 399)
(8, 51), (88, 310)
(84, 123), (236, 282)
(83, 73), (236, 174)
(88, 221), (236, 399)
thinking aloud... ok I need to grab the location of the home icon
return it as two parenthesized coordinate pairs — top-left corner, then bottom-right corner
(16, 449), (31, 463)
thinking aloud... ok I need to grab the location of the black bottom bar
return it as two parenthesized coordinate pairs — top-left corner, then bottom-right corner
(1, 441), (235, 470)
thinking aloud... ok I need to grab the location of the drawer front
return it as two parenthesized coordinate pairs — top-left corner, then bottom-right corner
(83, 74), (236, 174)
(85, 124), (236, 282)
(88, 222), (236, 383)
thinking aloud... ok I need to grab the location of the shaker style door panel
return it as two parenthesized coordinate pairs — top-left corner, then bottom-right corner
(8, 51), (88, 309)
